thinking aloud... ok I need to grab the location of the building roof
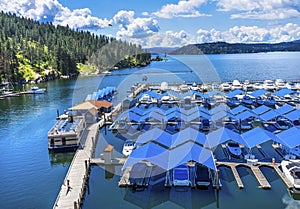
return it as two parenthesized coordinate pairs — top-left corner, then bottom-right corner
(69, 100), (112, 111)
(87, 100), (112, 109)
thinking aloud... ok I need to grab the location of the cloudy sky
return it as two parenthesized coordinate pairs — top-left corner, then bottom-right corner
(1, 0), (300, 47)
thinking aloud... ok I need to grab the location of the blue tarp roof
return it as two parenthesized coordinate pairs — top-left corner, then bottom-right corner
(117, 110), (142, 122)
(241, 127), (280, 148)
(142, 111), (166, 122)
(277, 127), (300, 148)
(285, 109), (300, 121)
(205, 127), (245, 148)
(171, 127), (206, 148)
(227, 89), (244, 98)
(130, 106), (146, 116)
(235, 110), (256, 120)
(250, 89), (268, 98)
(209, 105), (228, 115)
(252, 105), (271, 116)
(230, 105), (250, 116)
(180, 106), (200, 116)
(136, 127), (171, 145)
(274, 88), (294, 97)
(259, 109), (280, 121)
(123, 141), (216, 171)
(211, 111), (232, 121)
(275, 104), (295, 115)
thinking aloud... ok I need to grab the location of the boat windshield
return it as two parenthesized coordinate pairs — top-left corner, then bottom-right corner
(228, 142), (239, 147)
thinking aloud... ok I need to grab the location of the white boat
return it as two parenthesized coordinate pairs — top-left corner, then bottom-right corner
(263, 80), (276, 91)
(122, 140), (135, 157)
(281, 160), (300, 189)
(28, 86), (46, 94)
(275, 79), (286, 90)
(199, 84), (209, 92)
(286, 82), (297, 91)
(139, 94), (151, 103)
(231, 80), (243, 90)
(295, 83), (300, 91)
(219, 82), (231, 91)
(242, 80), (254, 92)
(253, 82), (264, 90)
(226, 141), (242, 157)
(190, 82), (199, 91)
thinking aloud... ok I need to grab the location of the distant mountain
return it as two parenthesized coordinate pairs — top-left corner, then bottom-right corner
(169, 41), (300, 55)
(147, 47), (179, 54)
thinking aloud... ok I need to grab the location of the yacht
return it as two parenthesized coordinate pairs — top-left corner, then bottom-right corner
(242, 80), (254, 92)
(28, 86), (46, 94)
(190, 82), (199, 91)
(122, 140), (135, 157)
(199, 84), (209, 92)
(227, 96), (240, 108)
(286, 82), (297, 91)
(203, 97), (217, 108)
(275, 79), (286, 90)
(219, 83), (231, 92)
(253, 82), (264, 90)
(226, 141), (242, 157)
(139, 94), (151, 103)
(263, 80), (276, 91)
(281, 160), (300, 189)
(231, 80), (243, 91)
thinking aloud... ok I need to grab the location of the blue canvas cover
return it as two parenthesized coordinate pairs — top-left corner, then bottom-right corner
(259, 109), (280, 121)
(205, 127), (245, 148)
(171, 127), (206, 148)
(285, 109), (300, 121)
(275, 104), (295, 115)
(241, 127), (280, 148)
(274, 88), (294, 98)
(227, 89), (244, 98)
(250, 89), (268, 98)
(252, 105), (271, 116)
(235, 110), (255, 121)
(230, 105), (250, 116)
(277, 127), (300, 148)
(136, 127), (171, 145)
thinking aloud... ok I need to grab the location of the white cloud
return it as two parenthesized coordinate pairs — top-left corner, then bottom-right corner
(217, 0), (300, 19)
(153, 0), (210, 18)
(113, 10), (160, 39)
(0, 0), (111, 29)
(195, 23), (300, 43)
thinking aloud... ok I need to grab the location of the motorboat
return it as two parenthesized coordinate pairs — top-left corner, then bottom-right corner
(203, 98), (217, 108)
(227, 96), (240, 108)
(179, 83), (189, 93)
(275, 79), (286, 90)
(219, 82), (231, 92)
(264, 96), (276, 107)
(231, 80), (243, 91)
(242, 95), (253, 106)
(237, 120), (253, 130)
(28, 86), (46, 94)
(263, 80), (276, 91)
(139, 94), (151, 104)
(281, 160), (300, 189)
(173, 164), (191, 186)
(296, 83), (300, 91)
(242, 80), (254, 92)
(226, 141), (242, 157)
(190, 82), (199, 91)
(286, 82), (297, 91)
(254, 96), (264, 107)
(274, 117), (292, 130)
(122, 140), (135, 157)
(199, 84), (209, 92)
(253, 82), (264, 90)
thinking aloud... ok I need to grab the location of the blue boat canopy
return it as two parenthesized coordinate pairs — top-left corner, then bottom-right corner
(230, 105), (250, 116)
(235, 110), (255, 121)
(252, 105), (271, 116)
(136, 127), (172, 145)
(259, 109), (280, 121)
(171, 127), (206, 148)
(274, 88), (294, 97)
(250, 89), (268, 98)
(285, 109), (300, 121)
(277, 127), (300, 148)
(241, 127), (280, 148)
(227, 89), (244, 98)
(275, 104), (295, 115)
(205, 127), (245, 148)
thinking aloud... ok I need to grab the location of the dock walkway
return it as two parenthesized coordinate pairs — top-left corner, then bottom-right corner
(53, 120), (103, 209)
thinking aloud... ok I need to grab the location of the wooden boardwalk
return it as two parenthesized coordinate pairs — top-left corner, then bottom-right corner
(53, 120), (103, 209)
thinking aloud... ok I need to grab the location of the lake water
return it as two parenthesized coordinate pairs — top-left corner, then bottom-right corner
(0, 52), (300, 209)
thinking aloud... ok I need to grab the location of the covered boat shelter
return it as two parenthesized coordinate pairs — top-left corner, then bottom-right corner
(277, 127), (300, 149)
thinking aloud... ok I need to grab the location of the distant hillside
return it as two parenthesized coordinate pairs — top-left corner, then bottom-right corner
(169, 41), (300, 55)
(147, 47), (179, 54)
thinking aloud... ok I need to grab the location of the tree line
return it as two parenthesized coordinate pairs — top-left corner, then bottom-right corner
(0, 12), (150, 83)
(170, 41), (300, 55)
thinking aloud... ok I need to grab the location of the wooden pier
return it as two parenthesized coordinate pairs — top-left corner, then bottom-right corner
(53, 120), (104, 209)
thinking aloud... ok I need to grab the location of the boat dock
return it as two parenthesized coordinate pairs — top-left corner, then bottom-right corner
(53, 120), (104, 209)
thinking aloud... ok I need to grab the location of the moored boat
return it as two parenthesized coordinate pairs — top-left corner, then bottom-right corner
(281, 160), (300, 189)
(28, 86), (46, 94)
(122, 140), (135, 157)
(226, 141), (242, 157)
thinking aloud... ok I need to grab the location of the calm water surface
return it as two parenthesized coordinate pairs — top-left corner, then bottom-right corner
(0, 52), (300, 209)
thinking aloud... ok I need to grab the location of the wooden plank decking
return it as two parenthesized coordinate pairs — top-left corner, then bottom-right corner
(53, 121), (103, 209)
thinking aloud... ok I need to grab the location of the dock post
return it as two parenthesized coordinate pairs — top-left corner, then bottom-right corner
(104, 144), (114, 164)
(215, 169), (220, 190)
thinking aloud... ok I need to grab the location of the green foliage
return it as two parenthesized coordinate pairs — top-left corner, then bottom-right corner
(0, 12), (151, 83)
(76, 63), (98, 74)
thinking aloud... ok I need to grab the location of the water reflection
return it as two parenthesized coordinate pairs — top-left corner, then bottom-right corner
(48, 152), (74, 166)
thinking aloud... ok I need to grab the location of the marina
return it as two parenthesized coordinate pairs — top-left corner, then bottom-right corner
(48, 77), (300, 208)
(2, 52), (300, 209)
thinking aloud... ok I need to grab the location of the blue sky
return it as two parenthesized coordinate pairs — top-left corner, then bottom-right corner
(1, 0), (300, 47)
